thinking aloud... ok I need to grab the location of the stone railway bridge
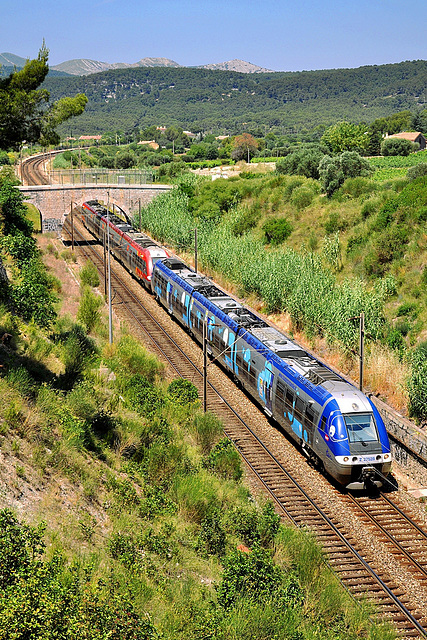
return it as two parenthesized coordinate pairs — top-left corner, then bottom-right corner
(18, 184), (172, 232)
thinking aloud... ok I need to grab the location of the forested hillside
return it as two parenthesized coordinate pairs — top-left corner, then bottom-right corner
(44, 60), (427, 135)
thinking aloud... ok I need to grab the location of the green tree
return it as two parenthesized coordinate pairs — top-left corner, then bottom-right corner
(321, 121), (369, 154)
(276, 147), (325, 179)
(0, 181), (33, 235)
(115, 151), (136, 169)
(319, 151), (372, 196)
(0, 44), (87, 150)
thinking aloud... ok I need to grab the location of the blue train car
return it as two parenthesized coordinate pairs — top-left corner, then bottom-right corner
(152, 257), (392, 490)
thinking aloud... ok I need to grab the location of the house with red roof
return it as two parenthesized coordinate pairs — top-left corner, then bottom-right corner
(386, 131), (426, 150)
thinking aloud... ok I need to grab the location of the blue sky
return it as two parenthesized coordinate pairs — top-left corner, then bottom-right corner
(3, 0), (427, 71)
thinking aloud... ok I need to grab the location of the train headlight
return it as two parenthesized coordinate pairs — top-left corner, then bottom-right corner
(343, 456), (349, 462)
(376, 455), (381, 461)
(352, 456), (358, 462)
(384, 454), (390, 460)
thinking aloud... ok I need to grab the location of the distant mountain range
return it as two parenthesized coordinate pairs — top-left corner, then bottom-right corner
(0, 52), (272, 76)
(0, 52), (69, 77)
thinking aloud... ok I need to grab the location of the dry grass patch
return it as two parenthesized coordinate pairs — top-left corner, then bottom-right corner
(364, 343), (409, 412)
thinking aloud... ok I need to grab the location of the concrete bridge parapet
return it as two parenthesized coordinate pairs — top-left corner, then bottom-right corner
(18, 183), (172, 231)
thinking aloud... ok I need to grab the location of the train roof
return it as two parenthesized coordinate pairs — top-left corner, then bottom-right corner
(84, 200), (165, 254)
(155, 257), (369, 409)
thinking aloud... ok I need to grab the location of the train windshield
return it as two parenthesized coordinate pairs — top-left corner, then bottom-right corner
(344, 414), (378, 443)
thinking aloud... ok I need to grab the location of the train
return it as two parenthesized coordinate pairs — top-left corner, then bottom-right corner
(79, 200), (392, 490)
(80, 200), (169, 288)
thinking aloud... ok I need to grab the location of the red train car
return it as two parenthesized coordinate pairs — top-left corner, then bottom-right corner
(81, 200), (169, 288)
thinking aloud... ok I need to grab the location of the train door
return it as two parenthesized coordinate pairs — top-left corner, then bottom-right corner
(274, 378), (287, 425)
(205, 312), (216, 357)
(183, 291), (191, 327)
(166, 282), (173, 313)
(314, 414), (328, 459)
(302, 404), (318, 447)
(223, 327), (238, 374)
(258, 360), (273, 416)
(284, 388), (304, 440)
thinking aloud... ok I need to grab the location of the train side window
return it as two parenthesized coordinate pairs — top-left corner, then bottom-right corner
(285, 388), (294, 412)
(276, 380), (286, 400)
(319, 416), (327, 432)
(294, 396), (305, 422)
(275, 380), (286, 413)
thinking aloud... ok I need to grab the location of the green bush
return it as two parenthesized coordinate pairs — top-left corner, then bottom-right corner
(383, 327), (405, 352)
(192, 412), (223, 454)
(216, 546), (285, 609)
(197, 509), (227, 556)
(361, 197), (380, 219)
(262, 217), (293, 245)
(395, 318), (411, 336)
(167, 378), (199, 405)
(290, 185), (316, 210)
(52, 153), (70, 169)
(346, 232), (367, 256)
(319, 151), (372, 197)
(139, 484), (178, 519)
(282, 175), (306, 200)
(157, 160), (188, 179)
(407, 345), (427, 422)
(232, 202), (261, 236)
(276, 148), (325, 180)
(205, 438), (242, 481)
(79, 260), (100, 287)
(0, 151), (10, 165)
(341, 176), (377, 198)
(228, 501), (281, 548)
(77, 286), (103, 332)
(407, 162), (427, 181)
(174, 470), (221, 523)
(324, 211), (346, 235)
(112, 335), (164, 382)
(396, 302), (418, 318)
(6, 366), (36, 399)
(123, 374), (164, 419)
(381, 137), (414, 156)
(54, 324), (97, 390)
(372, 197), (399, 230)
(0, 509), (159, 639)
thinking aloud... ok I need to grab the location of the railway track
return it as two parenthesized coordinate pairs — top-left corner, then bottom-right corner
(347, 493), (427, 581)
(20, 153), (51, 186)
(62, 214), (427, 638)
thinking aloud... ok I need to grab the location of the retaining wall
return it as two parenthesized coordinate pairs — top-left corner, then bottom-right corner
(372, 396), (427, 485)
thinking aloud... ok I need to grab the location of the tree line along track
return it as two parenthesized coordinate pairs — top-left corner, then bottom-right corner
(61, 214), (427, 639)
